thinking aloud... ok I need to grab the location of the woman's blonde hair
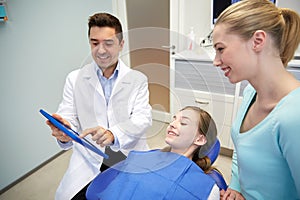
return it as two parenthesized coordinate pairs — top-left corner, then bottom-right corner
(215, 0), (300, 67)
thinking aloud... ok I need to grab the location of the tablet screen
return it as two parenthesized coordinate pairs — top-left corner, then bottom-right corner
(40, 109), (109, 159)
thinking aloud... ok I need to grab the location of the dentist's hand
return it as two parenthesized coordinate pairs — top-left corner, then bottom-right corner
(81, 126), (114, 147)
(46, 113), (72, 143)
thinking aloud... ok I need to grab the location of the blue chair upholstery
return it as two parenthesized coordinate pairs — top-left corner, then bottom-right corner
(205, 139), (228, 190)
(206, 139), (221, 164)
(208, 169), (228, 191)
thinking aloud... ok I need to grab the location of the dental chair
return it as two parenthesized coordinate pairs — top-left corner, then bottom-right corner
(205, 139), (228, 191)
(86, 139), (228, 199)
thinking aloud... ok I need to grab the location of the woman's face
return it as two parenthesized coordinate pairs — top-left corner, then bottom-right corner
(212, 24), (255, 83)
(165, 109), (203, 155)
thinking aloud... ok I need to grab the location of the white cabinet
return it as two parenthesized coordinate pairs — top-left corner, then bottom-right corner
(170, 51), (247, 149)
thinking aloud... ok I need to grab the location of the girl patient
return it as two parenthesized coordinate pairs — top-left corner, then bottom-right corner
(86, 106), (223, 200)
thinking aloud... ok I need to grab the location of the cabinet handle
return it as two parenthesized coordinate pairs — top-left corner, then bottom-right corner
(195, 99), (209, 104)
(161, 45), (176, 50)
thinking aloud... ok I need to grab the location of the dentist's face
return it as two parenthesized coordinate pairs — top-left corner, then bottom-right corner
(89, 26), (124, 70)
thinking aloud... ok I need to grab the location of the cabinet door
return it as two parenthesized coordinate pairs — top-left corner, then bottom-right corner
(173, 59), (236, 95)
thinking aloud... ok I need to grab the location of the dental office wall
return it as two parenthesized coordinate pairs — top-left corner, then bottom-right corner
(182, 0), (299, 56)
(0, 0), (112, 191)
(278, 0), (300, 56)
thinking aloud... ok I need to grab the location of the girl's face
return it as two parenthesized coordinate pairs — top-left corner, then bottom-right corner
(165, 109), (206, 156)
(212, 24), (256, 84)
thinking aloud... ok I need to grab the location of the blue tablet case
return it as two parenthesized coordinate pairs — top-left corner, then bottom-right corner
(40, 109), (109, 159)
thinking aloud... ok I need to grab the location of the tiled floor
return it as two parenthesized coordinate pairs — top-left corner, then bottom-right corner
(0, 120), (232, 200)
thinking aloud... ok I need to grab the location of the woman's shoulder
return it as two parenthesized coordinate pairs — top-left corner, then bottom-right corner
(277, 87), (300, 112)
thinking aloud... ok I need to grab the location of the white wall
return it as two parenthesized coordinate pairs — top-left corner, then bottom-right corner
(278, 0), (300, 14)
(278, 0), (300, 56)
(0, 0), (112, 191)
(178, 0), (300, 55)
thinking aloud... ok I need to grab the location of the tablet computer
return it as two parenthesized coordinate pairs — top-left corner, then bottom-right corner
(40, 109), (109, 159)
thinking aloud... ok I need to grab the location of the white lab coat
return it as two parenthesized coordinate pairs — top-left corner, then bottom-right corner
(54, 60), (152, 200)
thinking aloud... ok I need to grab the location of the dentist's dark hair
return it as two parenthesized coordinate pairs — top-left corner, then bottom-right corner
(88, 12), (123, 43)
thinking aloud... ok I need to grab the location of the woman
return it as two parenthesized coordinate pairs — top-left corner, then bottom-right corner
(86, 106), (222, 199)
(212, 0), (300, 199)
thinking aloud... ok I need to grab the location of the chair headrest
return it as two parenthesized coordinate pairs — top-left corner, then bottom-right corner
(205, 139), (220, 164)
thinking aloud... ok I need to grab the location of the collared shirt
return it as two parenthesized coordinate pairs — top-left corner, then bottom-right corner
(95, 62), (119, 105)
(94, 61), (120, 146)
